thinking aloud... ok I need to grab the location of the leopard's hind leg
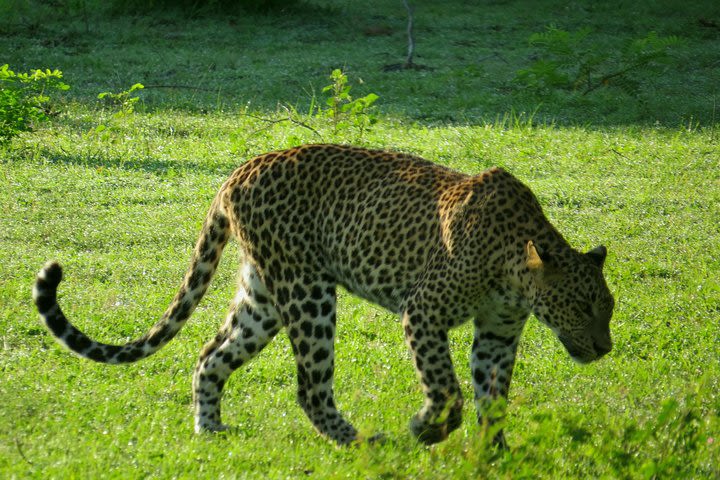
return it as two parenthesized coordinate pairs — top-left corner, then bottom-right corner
(279, 278), (358, 445)
(193, 262), (281, 432)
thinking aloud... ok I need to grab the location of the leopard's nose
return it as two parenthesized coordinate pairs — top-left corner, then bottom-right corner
(593, 339), (612, 357)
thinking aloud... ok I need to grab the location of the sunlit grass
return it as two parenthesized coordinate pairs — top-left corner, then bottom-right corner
(2, 110), (718, 478)
(1, 0), (719, 478)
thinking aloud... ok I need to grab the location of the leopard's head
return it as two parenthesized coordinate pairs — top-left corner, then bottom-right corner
(525, 241), (615, 364)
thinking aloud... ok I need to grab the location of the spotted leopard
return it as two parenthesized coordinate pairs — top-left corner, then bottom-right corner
(33, 144), (614, 446)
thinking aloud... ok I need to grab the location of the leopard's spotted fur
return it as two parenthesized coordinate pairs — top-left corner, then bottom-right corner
(34, 144), (614, 446)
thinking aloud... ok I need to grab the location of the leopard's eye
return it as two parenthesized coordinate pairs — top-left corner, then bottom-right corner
(582, 303), (595, 318)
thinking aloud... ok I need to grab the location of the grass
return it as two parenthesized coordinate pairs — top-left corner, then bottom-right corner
(1, 0), (719, 478)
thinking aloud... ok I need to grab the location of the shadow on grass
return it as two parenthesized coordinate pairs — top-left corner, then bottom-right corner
(2, 0), (719, 127)
(29, 148), (235, 176)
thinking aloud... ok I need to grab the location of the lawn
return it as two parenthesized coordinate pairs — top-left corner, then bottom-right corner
(1, 0), (719, 478)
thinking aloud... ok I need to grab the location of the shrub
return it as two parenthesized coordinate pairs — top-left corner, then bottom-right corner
(0, 64), (69, 143)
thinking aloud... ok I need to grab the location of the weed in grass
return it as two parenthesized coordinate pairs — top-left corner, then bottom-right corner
(91, 82), (145, 139)
(318, 68), (379, 141)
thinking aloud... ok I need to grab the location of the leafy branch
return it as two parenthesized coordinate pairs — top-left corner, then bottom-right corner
(241, 105), (322, 140)
(516, 26), (685, 96)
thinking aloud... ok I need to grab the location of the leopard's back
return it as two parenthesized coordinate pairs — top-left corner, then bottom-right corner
(223, 145), (473, 311)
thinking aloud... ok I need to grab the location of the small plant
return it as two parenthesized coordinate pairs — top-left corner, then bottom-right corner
(0, 64), (70, 143)
(516, 26), (685, 96)
(98, 82), (144, 114)
(318, 69), (379, 139)
(93, 83), (144, 135)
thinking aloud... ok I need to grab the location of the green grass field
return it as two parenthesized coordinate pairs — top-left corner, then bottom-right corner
(1, 0), (719, 478)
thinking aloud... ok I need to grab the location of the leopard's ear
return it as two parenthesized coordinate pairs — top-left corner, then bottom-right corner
(527, 241), (561, 282)
(586, 245), (607, 269)
(526, 240), (550, 271)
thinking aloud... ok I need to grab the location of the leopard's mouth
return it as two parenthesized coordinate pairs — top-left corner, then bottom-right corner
(558, 335), (595, 364)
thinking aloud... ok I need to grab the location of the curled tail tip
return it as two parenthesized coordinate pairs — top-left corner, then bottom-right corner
(34, 261), (63, 314)
(38, 261), (63, 287)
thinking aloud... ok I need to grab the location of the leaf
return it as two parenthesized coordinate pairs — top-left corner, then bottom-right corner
(359, 93), (379, 107)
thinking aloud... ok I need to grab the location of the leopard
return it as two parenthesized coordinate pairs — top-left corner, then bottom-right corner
(33, 144), (614, 446)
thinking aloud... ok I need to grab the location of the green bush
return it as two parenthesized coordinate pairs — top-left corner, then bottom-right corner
(0, 64), (69, 143)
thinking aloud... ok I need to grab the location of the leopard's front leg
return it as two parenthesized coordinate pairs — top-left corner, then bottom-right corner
(470, 313), (528, 447)
(403, 304), (463, 445)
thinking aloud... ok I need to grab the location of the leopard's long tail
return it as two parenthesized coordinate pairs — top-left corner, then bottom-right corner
(32, 196), (231, 364)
